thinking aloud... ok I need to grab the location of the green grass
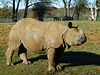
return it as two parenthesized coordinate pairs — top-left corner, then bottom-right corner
(0, 21), (100, 75)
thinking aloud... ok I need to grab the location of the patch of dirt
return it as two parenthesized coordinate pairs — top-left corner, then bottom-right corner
(86, 27), (100, 45)
(0, 23), (15, 46)
(87, 33), (100, 45)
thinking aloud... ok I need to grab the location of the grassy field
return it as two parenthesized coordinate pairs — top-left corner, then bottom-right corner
(0, 21), (100, 75)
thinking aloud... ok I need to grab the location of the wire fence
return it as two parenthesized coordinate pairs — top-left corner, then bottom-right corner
(0, 17), (99, 23)
(0, 17), (22, 23)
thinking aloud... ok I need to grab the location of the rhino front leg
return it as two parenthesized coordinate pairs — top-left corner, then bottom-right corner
(54, 55), (62, 71)
(18, 44), (31, 65)
(47, 48), (56, 72)
(55, 48), (65, 71)
(5, 47), (14, 66)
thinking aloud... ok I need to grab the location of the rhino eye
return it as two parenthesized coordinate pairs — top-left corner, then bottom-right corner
(74, 35), (76, 36)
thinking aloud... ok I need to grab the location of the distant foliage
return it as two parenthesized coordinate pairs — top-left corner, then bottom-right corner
(32, 1), (51, 21)
(0, 6), (13, 18)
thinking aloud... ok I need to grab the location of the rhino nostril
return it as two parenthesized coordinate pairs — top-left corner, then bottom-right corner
(79, 37), (85, 43)
(81, 37), (87, 44)
(81, 37), (84, 40)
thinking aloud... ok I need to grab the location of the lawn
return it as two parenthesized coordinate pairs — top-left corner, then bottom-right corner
(0, 21), (100, 75)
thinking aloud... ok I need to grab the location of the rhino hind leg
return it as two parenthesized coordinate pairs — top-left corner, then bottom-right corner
(5, 47), (15, 66)
(5, 32), (21, 66)
(5, 43), (21, 66)
(18, 43), (31, 65)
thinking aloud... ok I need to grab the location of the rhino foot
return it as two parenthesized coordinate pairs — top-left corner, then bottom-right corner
(48, 66), (56, 72)
(22, 61), (31, 65)
(56, 65), (62, 71)
(6, 62), (14, 66)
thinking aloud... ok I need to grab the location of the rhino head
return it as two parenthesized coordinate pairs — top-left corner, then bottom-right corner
(63, 22), (87, 46)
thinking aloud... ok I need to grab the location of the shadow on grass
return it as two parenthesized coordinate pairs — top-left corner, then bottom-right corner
(28, 55), (47, 64)
(14, 54), (47, 65)
(61, 51), (100, 69)
(14, 51), (100, 68)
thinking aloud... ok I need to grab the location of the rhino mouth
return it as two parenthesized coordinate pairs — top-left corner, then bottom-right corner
(79, 36), (87, 45)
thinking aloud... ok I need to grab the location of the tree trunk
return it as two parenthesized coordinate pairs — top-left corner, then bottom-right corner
(62, 0), (67, 17)
(68, 0), (71, 17)
(77, 12), (80, 20)
(90, 0), (98, 21)
(24, 0), (29, 18)
(12, 0), (15, 22)
(90, 5), (95, 21)
(12, 0), (20, 22)
(94, 0), (98, 21)
(15, 0), (21, 22)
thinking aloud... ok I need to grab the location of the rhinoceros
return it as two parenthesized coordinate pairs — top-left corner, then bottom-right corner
(5, 18), (86, 72)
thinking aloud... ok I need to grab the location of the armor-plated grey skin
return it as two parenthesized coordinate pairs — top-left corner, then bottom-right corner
(5, 18), (86, 72)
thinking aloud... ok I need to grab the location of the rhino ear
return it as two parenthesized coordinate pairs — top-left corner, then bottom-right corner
(68, 22), (72, 28)
(80, 29), (84, 34)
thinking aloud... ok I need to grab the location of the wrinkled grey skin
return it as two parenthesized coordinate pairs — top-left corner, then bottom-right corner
(5, 18), (86, 72)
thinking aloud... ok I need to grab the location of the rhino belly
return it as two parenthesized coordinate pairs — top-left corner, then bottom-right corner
(19, 32), (46, 53)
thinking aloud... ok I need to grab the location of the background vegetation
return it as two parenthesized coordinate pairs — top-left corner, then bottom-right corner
(0, 0), (100, 22)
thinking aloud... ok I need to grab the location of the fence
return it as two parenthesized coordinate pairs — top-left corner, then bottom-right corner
(0, 18), (22, 23)
(0, 18), (55, 23)
(0, 17), (99, 23)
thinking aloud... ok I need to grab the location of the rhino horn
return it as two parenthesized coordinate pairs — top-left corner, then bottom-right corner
(80, 29), (84, 34)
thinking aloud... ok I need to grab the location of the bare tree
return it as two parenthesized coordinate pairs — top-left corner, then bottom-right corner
(90, 0), (98, 21)
(13, 0), (15, 22)
(13, 0), (21, 22)
(0, 0), (8, 7)
(94, 0), (98, 21)
(90, 5), (95, 21)
(24, 0), (29, 18)
(23, 0), (39, 18)
(62, 0), (81, 20)
(0, 0), (20, 22)
(68, 0), (71, 17)
(62, 0), (67, 17)
(23, 0), (53, 18)
(71, 0), (81, 18)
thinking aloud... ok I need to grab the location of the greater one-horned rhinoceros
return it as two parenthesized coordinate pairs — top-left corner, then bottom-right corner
(5, 18), (86, 72)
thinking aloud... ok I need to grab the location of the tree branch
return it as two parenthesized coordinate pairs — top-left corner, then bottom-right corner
(72, 0), (81, 17)
(28, 3), (35, 7)
(24, 0), (29, 18)
(16, 0), (21, 14)
(68, 0), (71, 17)
(6, 1), (13, 5)
(62, 0), (67, 16)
